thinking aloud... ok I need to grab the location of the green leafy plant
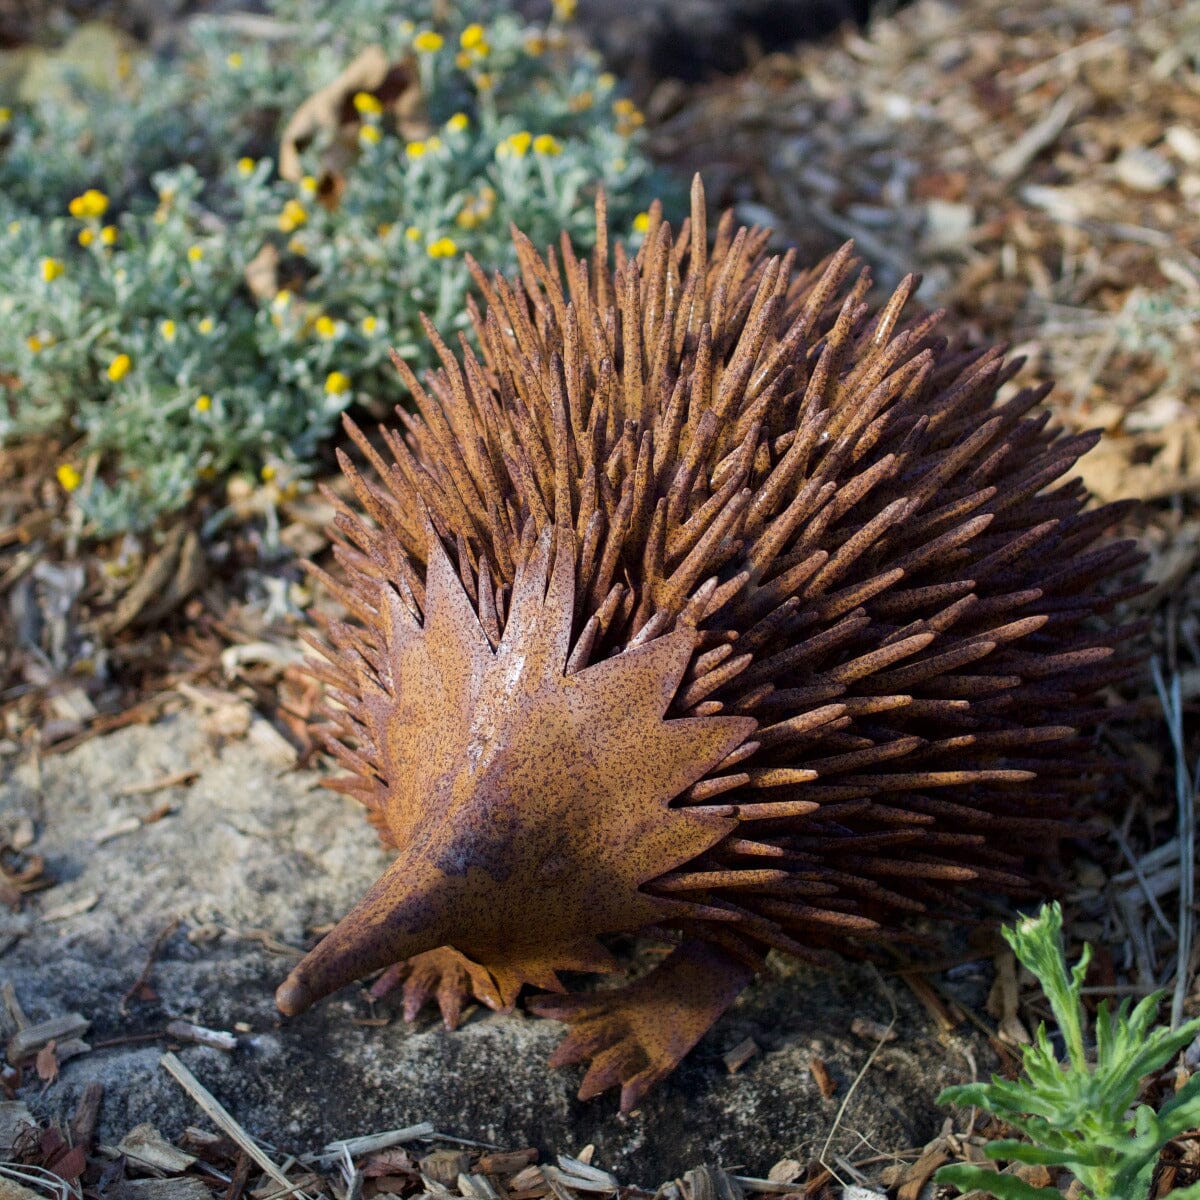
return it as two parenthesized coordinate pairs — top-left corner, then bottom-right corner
(936, 902), (1200, 1200)
(0, 0), (672, 534)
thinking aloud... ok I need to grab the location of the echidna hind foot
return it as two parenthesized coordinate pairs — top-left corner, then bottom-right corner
(280, 175), (1142, 1109)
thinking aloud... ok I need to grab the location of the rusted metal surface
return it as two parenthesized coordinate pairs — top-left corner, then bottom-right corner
(277, 177), (1140, 1111)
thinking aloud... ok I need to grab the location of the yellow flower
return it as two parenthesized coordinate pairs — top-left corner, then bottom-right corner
(57, 464), (82, 492)
(405, 225), (422, 241)
(106, 353), (132, 382)
(413, 30), (444, 52)
(78, 228), (95, 247)
(195, 394), (212, 412)
(101, 225), (117, 245)
(314, 315), (337, 339)
(160, 319), (177, 342)
(68, 188), (108, 219)
(360, 315), (379, 334)
(26, 335), (43, 352)
(524, 33), (547, 56)
(287, 236), (306, 255)
(427, 236), (458, 259)
(359, 124), (381, 145)
(427, 135), (443, 152)
(278, 200), (307, 232)
(460, 24), (485, 49)
(456, 206), (481, 230)
(533, 134), (562, 156)
(632, 211), (650, 233)
(7, 221), (20, 235)
(237, 156), (255, 175)
(474, 72), (496, 91)
(300, 174), (318, 194)
(0, 107), (10, 126)
(598, 72), (616, 90)
(226, 51), (243, 68)
(612, 97), (637, 116)
(455, 50), (472, 70)
(498, 130), (532, 158)
(187, 244), (204, 262)
(198, 317), (215, 334)
(272, 288), (292, 309)
(552, 0), (577, 18)
(260, 464), (276, 481)
(447, 112), (469, 133)
(377, 222), (393, 237)
(40, 257), (64, 282)
(325, 370), (351, 395)
(352, 91), (383, 115)
(568, 89), (594, 112)
(406, 140), (427, 159)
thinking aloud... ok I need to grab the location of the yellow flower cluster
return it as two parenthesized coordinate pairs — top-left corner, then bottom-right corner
(456, 185), (497, 230)
(57, 464), (82, 492)
(325, 370), (351, 395)
(446, 112), (470, 133)
(426, 236), (459, 259)
(68, 189), (108, 219)
(107, 353), (132, 382)
(613, 97), (645, 136)
(237, 156), (256, 176)
(352, 91), (383, 116)
(160, 319), (177, 342)
(187, 245), (204, 262)
(407, 137), (443, 159)
(360, 315), (379, 335)
(360, 125), (382, 146)
(455, 23), (490, 66)
(568, 90), (594, 112)
(533, 134), (562, 156)
(195, 394), (212, 413)
(497, 130), (533, 159)
(278, 199), (307, 232)
(413, 30), (444, 52)
(552, 0), (577, 19)
(40, 257), (64, 282)
(314, 315), (339, 339)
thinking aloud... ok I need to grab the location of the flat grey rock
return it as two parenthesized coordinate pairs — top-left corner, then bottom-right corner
(2, 719), (989, 1184)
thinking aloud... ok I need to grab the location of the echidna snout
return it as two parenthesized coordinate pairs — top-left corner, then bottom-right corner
(281, 176), (1141, 1111)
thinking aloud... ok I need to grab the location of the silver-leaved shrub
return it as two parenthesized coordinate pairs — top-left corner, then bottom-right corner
(0, 0), (672, 533)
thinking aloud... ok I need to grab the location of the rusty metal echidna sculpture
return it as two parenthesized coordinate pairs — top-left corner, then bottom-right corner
(276, 176), (1141, 1111)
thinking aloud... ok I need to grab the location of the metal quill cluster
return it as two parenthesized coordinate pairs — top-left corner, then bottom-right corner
(276, 176), (1141, 1112)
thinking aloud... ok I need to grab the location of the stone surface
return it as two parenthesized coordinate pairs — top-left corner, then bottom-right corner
(1, 719), (991, 1184)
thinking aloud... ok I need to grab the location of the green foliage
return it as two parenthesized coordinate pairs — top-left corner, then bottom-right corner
(936, 903), (1200, 1200)
(0, 1), (672, 534)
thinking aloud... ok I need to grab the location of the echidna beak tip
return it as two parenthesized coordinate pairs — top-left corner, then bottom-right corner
(274, 974), (312, 1017)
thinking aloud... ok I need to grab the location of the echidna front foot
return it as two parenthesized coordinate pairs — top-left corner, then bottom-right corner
(370, 947), (506, 1030)
(528, 939), (758, 1113)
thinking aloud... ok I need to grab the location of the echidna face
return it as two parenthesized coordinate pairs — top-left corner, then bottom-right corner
(276, 525), (755, 1015)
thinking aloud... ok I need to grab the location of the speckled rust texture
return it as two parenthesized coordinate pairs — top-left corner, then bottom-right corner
(276, 176), (1142, 1112)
